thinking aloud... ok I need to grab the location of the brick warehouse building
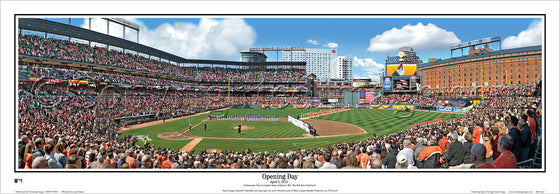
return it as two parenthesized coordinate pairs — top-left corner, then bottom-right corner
(419, 45), (542, 89)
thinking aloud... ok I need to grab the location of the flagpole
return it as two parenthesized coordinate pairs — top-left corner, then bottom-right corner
(480, 64), (484, 101)
(228, 77), (231, 105)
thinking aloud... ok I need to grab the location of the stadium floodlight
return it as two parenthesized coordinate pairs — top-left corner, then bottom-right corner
(450, 37), (501, 57)
(102, 17), (140, 44)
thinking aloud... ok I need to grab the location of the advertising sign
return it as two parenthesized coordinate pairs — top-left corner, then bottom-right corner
(293, 105), (311, 109)
(311, 98), (321, 103)
(386, 64), (417, 76)
(327, 99), (339, 103)
(371, 105), (390, 109)
(270, 105), (281, 108)
(46, 78), (62, 83)
(392, 105), (414, 110)
(316, 105), (335, 108)
(437, 106), (455, 112)
(383, 77), (393, 91)
(28, 77), (40, 81)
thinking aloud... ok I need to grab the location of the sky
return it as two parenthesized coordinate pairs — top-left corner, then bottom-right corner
(42, 17), (543, 82)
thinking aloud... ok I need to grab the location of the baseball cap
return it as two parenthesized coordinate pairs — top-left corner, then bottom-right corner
(397, 155), (407, 164)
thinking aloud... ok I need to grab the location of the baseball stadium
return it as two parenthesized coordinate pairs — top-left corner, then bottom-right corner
(17, 18), (543, 170)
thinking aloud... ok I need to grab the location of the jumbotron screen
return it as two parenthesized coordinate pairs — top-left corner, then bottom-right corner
(393, 79), (410, 90)
(386, 64), (417, 77)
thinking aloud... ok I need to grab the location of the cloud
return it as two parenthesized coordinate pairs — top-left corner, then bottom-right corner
(324, 42), (338, 48)
(81, 18), (256, 60)
(502, 20), (543, 49)
(306, 39), (319, 45)
(353, 56), (384, 68)
(353, 56), (384, 81)
(353, 72), (381, 81)
(367, 22), (460, 53)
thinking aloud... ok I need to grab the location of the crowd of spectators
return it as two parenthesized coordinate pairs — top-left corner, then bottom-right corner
(371, 93), (436, 106)
(16, 33), (542, 170)
(19, 34), (307, 83)
(424, 83), (539, 98)
(24, 64), (194, 89)
(23, 64), (308, 93)
(17, 81), (541, 169)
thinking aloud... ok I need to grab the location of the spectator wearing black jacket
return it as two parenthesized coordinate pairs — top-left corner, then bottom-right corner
(382, 143), (398, 168)
(519, 114), (532, 162)
(507, 116), (523, 162)
(447, 131), (467, 168)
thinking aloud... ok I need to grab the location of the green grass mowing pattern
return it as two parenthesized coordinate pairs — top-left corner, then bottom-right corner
(191, 109), (462, 152)
(119, 113), (210, 150)
(121, 108), (464, 152)
(314, 109), (463, 136)
(187, 121), (307, 138)
(191, 133), (372, 153)
(209, 108), (327, 118)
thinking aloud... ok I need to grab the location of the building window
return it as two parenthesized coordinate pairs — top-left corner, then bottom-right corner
(535, 68), (538, 72)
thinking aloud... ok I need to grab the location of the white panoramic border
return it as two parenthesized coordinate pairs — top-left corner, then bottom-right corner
(1, 1), (559, 194)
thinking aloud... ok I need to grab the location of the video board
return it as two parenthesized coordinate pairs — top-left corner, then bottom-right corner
(386, 64), (417, 77)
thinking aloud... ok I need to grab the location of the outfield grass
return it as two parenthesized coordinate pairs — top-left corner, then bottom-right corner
(187, 121), (307, 138)
(120, 108), (464, 152)
(314, 109), (463, 136)
(191, 134), (371, 153)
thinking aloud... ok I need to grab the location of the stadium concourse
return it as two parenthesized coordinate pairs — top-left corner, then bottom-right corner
(17, 34), (542, 170)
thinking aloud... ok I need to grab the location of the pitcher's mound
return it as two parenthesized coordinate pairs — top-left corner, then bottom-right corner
(233, 126), (255, 130)
(159, 132), (196, 140)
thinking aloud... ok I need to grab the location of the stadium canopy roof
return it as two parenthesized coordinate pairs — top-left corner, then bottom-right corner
(18, 18), (306, 66)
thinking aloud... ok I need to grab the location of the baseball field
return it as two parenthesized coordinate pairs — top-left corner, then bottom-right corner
(119, 108), (463, 153)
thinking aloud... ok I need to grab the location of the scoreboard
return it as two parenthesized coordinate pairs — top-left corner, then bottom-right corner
(384, 76), (421, 92)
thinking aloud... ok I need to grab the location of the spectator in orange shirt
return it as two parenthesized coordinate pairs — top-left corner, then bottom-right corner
(472, 122), (484, 144)
(438, 131), (448, 151)
(471, 143), (494, 169)
(161, 154), (173, 169)
(482, 130), (494, 165)
(493, 134), (517, 168)
(125, 149), (139, 169)
(419, 136), (443, 161)
(23, 143), (34, 169)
